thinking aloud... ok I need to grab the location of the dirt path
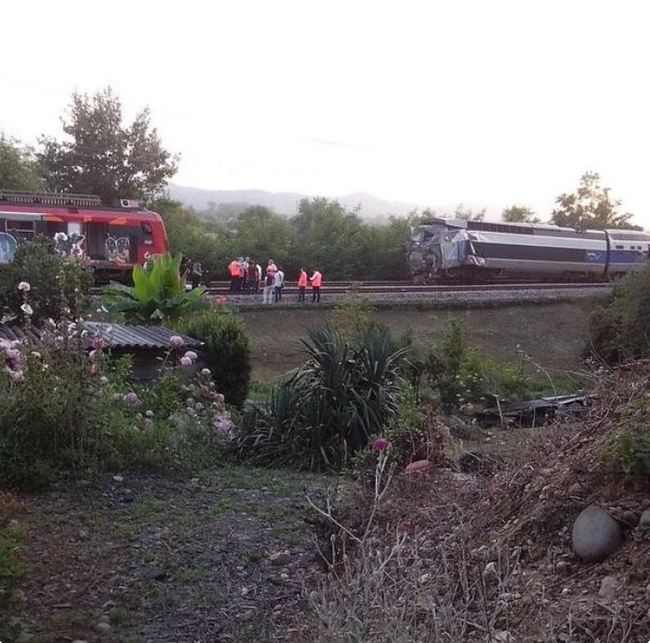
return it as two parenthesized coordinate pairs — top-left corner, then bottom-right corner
(4, 467), (327, 643)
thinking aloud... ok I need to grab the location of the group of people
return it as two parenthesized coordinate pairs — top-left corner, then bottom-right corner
(227, 257), (322, 303)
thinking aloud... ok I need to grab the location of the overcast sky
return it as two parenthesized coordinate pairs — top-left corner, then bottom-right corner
(2, 0), (649, 224)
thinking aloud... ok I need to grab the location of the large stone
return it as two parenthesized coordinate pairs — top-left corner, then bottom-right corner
(269, 551), (291, 566)
(638, 508), (650, 530)
(598, 575), (621, 601)
(571, 505), (623, 562)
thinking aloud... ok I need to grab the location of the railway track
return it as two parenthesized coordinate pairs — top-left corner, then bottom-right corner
(201, 281), (613, 295)
(91, 281), (614, 296)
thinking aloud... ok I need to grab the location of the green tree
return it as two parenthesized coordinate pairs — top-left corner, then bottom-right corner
(38, 87), (178, 204)
(550, 172), (636, 230)
(228, 206), (297, 273)
(502, 205), (540, 223)
(0, 137), (43, 192)
(291, 197), (366, 278)
(152, 199), (231, 277)
(454, 203), (486, 221)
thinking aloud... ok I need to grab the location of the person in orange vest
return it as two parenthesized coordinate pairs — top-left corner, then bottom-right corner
(297, 266), (308, 302)
(228, 258), (240, 291)
(310, 269), (322, 302)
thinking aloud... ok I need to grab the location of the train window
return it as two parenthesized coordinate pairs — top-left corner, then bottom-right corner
(615, 245), (624, 249)
(7, 220), (35, 232)
(141, 222), (153, 235)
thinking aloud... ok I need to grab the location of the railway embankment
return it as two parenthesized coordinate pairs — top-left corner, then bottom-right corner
(239, 297), (602, 380)
(219, 283), (611, 312)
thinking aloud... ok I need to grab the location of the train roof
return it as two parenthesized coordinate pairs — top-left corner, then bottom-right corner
(417, 217), (647, 238)
(0, 190), (161, 220)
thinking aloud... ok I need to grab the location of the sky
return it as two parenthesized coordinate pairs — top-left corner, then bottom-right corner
(2, 0), (650, 225)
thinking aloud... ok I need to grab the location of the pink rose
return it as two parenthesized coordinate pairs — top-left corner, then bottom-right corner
(372, 438), (390, 452)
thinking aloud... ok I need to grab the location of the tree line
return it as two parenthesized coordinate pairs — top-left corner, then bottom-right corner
(0, 87), (642, 280)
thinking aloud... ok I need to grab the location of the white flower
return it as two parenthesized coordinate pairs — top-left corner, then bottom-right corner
(17, 281), (31, 292)
(201, 368), (211, 377)
(179, 356), (192, 367)
(20, 303), (33, 316)
(184, 351), (198, 362)
(170, 335), (185, 348)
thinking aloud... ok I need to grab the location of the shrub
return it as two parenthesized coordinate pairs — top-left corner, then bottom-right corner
(175, 306), (251, 408)
(0, 236), (92, 323)
(602, 391), (650, 480)
(587, 264), (650, 364)
(103, 253), (206, 323)
(0, 325), (235, 489)
(237, 325), (405, 470)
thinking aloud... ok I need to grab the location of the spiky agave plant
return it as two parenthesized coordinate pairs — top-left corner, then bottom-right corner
(238, 325), (406, 470)
(103, 254), (206, 324)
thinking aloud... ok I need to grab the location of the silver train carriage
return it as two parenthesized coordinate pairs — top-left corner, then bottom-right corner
(408, 218), (650, 283)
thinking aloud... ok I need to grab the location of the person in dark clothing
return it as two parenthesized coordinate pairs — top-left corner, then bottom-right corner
(190, 262), (203, 289)
(247, 260), (258, 293)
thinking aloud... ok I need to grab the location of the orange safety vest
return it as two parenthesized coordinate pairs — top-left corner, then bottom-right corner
(298, 271), (307, 287)
(228, 261), (240, 277)
(311, 272), (322, 287)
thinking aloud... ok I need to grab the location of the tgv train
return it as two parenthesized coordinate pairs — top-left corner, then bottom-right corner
(408, 217), (650, 283)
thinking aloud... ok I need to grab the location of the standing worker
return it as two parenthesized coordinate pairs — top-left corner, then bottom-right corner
(228, 258), (240, 292)
(310, 269), (322, 303)
(191, 261), (203, 289)
(246, 259), (258, 294)
(273, 266), (285, 302)
(297, 266), (307, 302)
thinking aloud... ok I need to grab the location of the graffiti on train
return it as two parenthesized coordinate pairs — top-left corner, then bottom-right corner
(54, 232), (86, 258)
(0, 232), (18, 264)
(105, 237), (130, 263)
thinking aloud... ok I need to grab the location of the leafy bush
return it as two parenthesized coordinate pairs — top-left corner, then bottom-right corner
(0, 236), (92, 323)
(587, 265), (650, 364)
(602, 390), (650, 480)
(175, 306), (251, 408)
(423, 321), (566, 413)
(352, 400), (454, 484)
(0, 325), (235, 489)
(237, 325), (405, 470)
(103, 253), (206, 323)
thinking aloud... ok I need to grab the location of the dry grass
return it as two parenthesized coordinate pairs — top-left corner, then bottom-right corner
(303, 367), (650, 642)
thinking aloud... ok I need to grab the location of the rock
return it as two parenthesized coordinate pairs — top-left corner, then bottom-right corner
(95, 622), (112, 635)
(72, 640), (89, 643)
(269, 551), (291, 566)
(404, 459), (431, 475)
(142, 567), (167, 581)
(77, 527), (90, 541)
(459, 451), (503, 474)
(571, 505), (623, 562)
(490, 630), (515, 643)
(112, 475), (124, 483)
(598, 575), (621, 601)
(638, 509), (650, 530)
(483, 561), (499, 583)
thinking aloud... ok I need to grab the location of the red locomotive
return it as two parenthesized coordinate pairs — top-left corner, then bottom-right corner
(0, 191), (168, 282)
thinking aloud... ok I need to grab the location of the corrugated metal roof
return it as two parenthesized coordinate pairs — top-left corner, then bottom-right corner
(0, 322), (202, 350)
(0, 324), (43, 345)
(82, 322), (202, 350)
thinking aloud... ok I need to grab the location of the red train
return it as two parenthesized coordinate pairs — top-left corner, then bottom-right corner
(0, 191), (168, 282)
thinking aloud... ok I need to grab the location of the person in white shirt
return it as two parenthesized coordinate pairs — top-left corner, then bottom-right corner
(273, 267), (285, 303)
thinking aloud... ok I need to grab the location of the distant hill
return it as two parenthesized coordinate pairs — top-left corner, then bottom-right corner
(168, 184), (428, 220)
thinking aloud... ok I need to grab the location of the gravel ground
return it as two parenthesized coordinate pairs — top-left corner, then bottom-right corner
(4, 467), (327, 643)
(214, 285), (612, 311)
